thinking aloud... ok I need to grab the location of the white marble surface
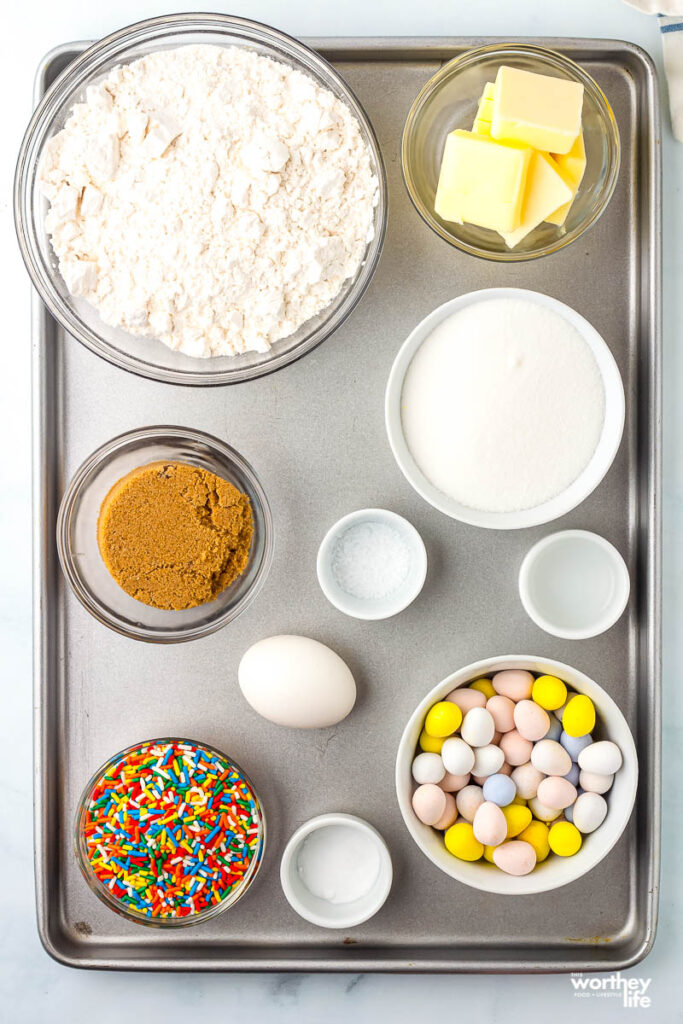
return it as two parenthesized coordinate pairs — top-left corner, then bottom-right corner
(1, 1), (681, 1020)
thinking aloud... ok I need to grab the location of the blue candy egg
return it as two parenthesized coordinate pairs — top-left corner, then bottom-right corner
(482, 773), (517, 807)
(560, 730), (592, 761)
(544, 717), (562, 742)
(564, 762), (580, 786)
(564, 788), (583, 823)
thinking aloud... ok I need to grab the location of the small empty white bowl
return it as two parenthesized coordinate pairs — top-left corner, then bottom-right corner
(317, 508), (427, 620)
(519, 530), (630, 639)
(280, 813), (393, 929)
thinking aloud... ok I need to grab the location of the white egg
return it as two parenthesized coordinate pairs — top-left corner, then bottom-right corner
(572, 792), (608, 834)
(530, 739), (572, 778)
(579, 769), (614, 795)
(412, 752), (446, 785)
(578, 740), (623, 775)
(471, 743), (505, 778)
(461, 707), (495, 747)
(528, 796), (562, 823)
(238, 635), (356, 728)
(441, 737), (475, 776)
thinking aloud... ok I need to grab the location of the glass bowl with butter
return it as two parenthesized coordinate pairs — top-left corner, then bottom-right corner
(402, 44), (620, 261)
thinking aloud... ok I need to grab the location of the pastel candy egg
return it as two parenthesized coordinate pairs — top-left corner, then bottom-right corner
(461, 707), (495, 747)
(447, 687), (486, 713)
(565, 762), (580, 787)
(531, 674), (567, 711)
(434, 792), (458, 830)
(513, 700), (551, 742)
(412, 784), (447, 826)
(472, 743), (505, 778)
(498, 762), (512, 777)
(482, 773), (517, 806)
(578, 740), (623, 775)
(537, 775), (578, 810)
(502, 803), (532, 838)
(548, 821), (583, 857)
(560, 730), (592, 761)
(493, 840), (537, 876)
(518, 820), (550, 862)
(572, 792), (608, 834)
(528, 796), (563, 822)
(531, 739), (572, 777)
(456, 784), (486, 822)
(471, 774), (488, 786)
(544, 717), (563, 742)
(579, 769), (614, 795)
(511, 762), (545, 800)
(499, 729), (533, 767)
(554, 701), (567, 722)
(492, 670), (534, 701)
(419, 730), (444, 754)
(439, 771), (471, 792)
(564, 800), (575, 823)
(425, 701), (462, 738)
(483, 844), (498, 863)
(444, 821), (484, 861)
(441, 737), (475, 776)
(473, 801), (508, 846)
(469, 678), (496, 699)
(486, 695), (516, 733)
(562, 695), (596, 738)
(412, 752), (445, 785)
(512, 794), (527, 806)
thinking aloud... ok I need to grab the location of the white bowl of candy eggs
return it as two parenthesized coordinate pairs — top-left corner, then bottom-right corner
(395, 656), (637, 895)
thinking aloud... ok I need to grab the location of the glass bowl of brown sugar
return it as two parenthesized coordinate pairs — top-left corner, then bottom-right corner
(57, 425), (273, 643)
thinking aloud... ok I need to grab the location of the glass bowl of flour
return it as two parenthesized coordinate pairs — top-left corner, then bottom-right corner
(385, 289), (625, 530)
(15, 14), (387, 385)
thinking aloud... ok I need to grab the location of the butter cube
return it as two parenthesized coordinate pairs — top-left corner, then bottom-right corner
(491, 66), (584, 155)
(473, 118), (492, 137)
(500, 150), (574, 248)
(472, 84), (495, 136)
(545, 131), (587, 226)
(434, 130), (531, 232)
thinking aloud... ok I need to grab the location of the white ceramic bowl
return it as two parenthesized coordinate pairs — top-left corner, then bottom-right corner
(519, 530), (631, 639)
(385, 289), (625, 529)
(280, 813), (393, 928)
(316, 508), (427, 620)
(395, 656), (638, 895)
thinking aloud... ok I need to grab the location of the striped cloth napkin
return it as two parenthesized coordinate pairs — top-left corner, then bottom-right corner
(625, 0), (683, 138)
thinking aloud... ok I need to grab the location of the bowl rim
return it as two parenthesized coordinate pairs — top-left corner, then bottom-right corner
(14, 12), (388, 387)
(316, 507), (428, 620)
(519, 529), (631, 639)
(279, 812), (393, 928)
(395, 655), (638, 895)
(385, 287), (626, 529)
(56, 424), (274, 643)
(74, 736), (266, 927)
(401, 42), (621, 263)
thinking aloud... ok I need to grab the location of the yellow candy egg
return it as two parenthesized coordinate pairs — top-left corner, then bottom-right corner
(518, 820), (550, 862)
(470, 678), (496, 700)
(502, 803), (532, 838)
(419, 730), (444, 754)
(562, 695), (596, 738)
(425, 701), (462, 738)
(512, 795), (528, 807)
(444, 821), (484, 861)
(548, 821), (583, 857)
(531, 675), (567, 711)
(483, 844), (498, 863)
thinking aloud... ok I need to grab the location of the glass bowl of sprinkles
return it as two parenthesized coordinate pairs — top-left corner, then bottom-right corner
(75, 738), (265, 926)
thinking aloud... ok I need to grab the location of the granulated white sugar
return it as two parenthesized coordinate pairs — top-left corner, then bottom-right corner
(401, 298), (605, 513)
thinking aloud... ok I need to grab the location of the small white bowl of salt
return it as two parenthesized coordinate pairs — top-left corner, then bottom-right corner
(317, 508), (427, 620)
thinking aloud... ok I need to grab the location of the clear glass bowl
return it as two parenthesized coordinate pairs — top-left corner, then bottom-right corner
(402, 43), (620, 262)
(14, 13), (387, 385)
(75, 738), (266, 926)
(57, 425), (273, 643)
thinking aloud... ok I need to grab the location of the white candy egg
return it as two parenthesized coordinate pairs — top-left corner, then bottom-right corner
(511, 762), (545, 800)
(528, 796), (563, 822)
(412, 752), (445, 785)
(472, 743), (505, 778)
(579, 769), (614, 795)
(572, 792), (608, 834)
(578, 740), (623, 775)
(238, 635), (356, 728)
(461, 707), (495, 747)
(531, 739), (572, 778)
(441, 737), (475, 776)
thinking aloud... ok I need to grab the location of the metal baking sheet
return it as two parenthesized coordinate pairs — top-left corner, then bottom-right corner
(33, 37), (661, 972)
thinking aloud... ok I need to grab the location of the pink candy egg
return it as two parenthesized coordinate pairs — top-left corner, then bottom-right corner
(499, 729), (533, 767)
(513, 700), (551, 742)
(434, 793), (458, 830)
(486, 695), (516, 733)
(455, 784), (486, 822)
(412, 783), (447, 826)
(531, 739), (572, 777)
(439, 771), (471, 792)
(473, 801), (507, 846)
(492, 840), (537, 876)
(498, 762), (512, 777)
(492, 670), (534, 702)
(511, 762), (545, 800)
(537, 775), (578, 810)
(446, 687), (487, 714)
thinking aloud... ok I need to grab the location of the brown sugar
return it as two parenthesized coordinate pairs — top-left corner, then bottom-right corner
(97, 461), (254, 610)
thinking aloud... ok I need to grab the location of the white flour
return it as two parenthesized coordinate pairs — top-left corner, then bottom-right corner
(38, 45), (379, 357)
(401, 298), (605, 512)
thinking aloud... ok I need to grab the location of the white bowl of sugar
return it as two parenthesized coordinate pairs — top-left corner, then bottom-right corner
(385, 288), (625, 530)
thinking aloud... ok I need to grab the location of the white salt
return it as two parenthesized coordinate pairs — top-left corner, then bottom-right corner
(401, 298), (606, 513)
(331, 521), (411, 600)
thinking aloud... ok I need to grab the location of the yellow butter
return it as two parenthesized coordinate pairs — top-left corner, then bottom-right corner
(434, 130), (531, 232)
(491, 66), (584, 155)
(545, 131), (587, 226)
(472, 118), (492, 137)
(500, 150), (573, 248)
